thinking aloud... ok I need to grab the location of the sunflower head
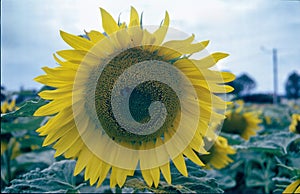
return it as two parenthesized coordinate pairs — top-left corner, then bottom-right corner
(289, 114), (300, 134)
(34, 6), (235, 188)
(222, 101), (262, 140)
(1, 99), (19, 156)
(264, 115), (272, 126)
(1, 99), (16, 114)
(199, 136), (235, 169)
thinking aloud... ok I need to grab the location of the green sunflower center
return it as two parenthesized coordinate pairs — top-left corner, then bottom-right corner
(95, 47), (180, 143)
(222, 113), (248, 135)
(199, 138), (216, 165)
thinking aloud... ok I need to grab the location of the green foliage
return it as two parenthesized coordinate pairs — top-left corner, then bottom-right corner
(1, 91), (300, 193)
(3, 160), (83, 193)
(1, 98), (47, 188)
(3, 160), (223, 193)
(1, 99), (47, 120)
(240, 131), (299, 156)
(1, 117), (45, 134)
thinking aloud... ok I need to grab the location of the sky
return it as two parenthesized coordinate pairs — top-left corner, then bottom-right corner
(1, 0), (300, 94)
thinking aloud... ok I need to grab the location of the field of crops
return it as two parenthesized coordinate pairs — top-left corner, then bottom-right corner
(1, 88), (299, 193)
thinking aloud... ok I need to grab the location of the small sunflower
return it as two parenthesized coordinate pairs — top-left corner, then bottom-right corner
(264, 115), (272, 126)
(221, 101), (261, 140)
(199, 136), (235, 169)
(1, 99), (16, 114)
(283, 179), (300, 194)
(289, 114), (300, 134)
(34, 7), (234, 187)
(1, 99), (20, 157)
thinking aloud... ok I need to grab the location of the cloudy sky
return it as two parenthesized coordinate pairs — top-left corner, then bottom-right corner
(1, 0), (300, 94)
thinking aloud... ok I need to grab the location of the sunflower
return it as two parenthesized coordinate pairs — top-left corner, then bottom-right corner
(34, 7), (234, 188)
(283, 179), (300, 193)
(289, 114), (300, 134)
(1, 99), (20, 157)
(221, 101), (261, 140)
(1, 99), (16, 114)
(199, 135), (235, 169)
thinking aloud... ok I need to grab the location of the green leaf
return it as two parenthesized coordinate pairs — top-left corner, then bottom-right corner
(220, 132), (245, 145)
(3, 160), (81, 193)
(1, 117), (45, 134)
(123, 160), (223, 193)
(205, 169), (236, 190)
(124, 178), (196, 193)
(1, 99), (47, 119)
(239, 132), (300, 156)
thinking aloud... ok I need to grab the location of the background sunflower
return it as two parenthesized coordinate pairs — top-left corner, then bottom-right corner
(221, 100), (262, 140)
(199, 136), (236, 169)
(289, 114), (300, 134)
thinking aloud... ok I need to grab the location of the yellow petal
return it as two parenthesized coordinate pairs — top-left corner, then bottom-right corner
(85, 30), (105, 44)
(172, 154), (188, 176)
(53, 54), (79, 70)
(38, 89), (72, 100)
(100, 8), (119, 34)
(128, 26), (143, 46)
(160, 162), (171, 184)
(183, 146), (205, 166)
(60, 30), (94, 51)
(34, 75), (73, 88)
(159, 34), (208, 60)
(141, 169), (153, 187)
(150, 167), (160, 188)
(34, 101), (58, 116)
(189, 131), (206, 153)
(64, 138), (84, 158)
(142, 29), (156, 46)
(34, 98), (72, 116)
(161, 34), (195, 50)
(37, 108), (72, 134)
(112, 167), (130, 188)
(1, 101), (8, 113)
(153, 11), (169, 45)
(117, 171), (129, 188)
(42, 119), (75, 146)
(56, 50), (90, 62)
(96, 162), (111, 188)
(116, 30), (131, 48)
(8, 99), (16, 111)
(190, 52), (229, 68)
(110, 167), (117, 188)
(74, 146), (92, 175)
(86, 156), (102, 185)
(129, 6), (140, 27)
(53, 127), (80, 157)
(41, 66), (76, 81)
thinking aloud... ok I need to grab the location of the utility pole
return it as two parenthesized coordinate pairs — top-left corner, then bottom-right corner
(272, 48), (278, 104)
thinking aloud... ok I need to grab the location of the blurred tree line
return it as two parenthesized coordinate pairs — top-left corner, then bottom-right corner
(228, 71), (300, 103)
(285, 71), (300, 99)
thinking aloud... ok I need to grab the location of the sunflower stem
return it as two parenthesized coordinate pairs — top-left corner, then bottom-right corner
(5, 146), (12, 182)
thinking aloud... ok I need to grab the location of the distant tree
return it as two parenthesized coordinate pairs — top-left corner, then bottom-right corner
(228, 73), (256, 96)
(1, 85), (6, 102)
(285, 71), (300, 99)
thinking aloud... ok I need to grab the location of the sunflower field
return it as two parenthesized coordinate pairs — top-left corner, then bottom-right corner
(1, 87), (300, 193)
(1, 6), (300, 194)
